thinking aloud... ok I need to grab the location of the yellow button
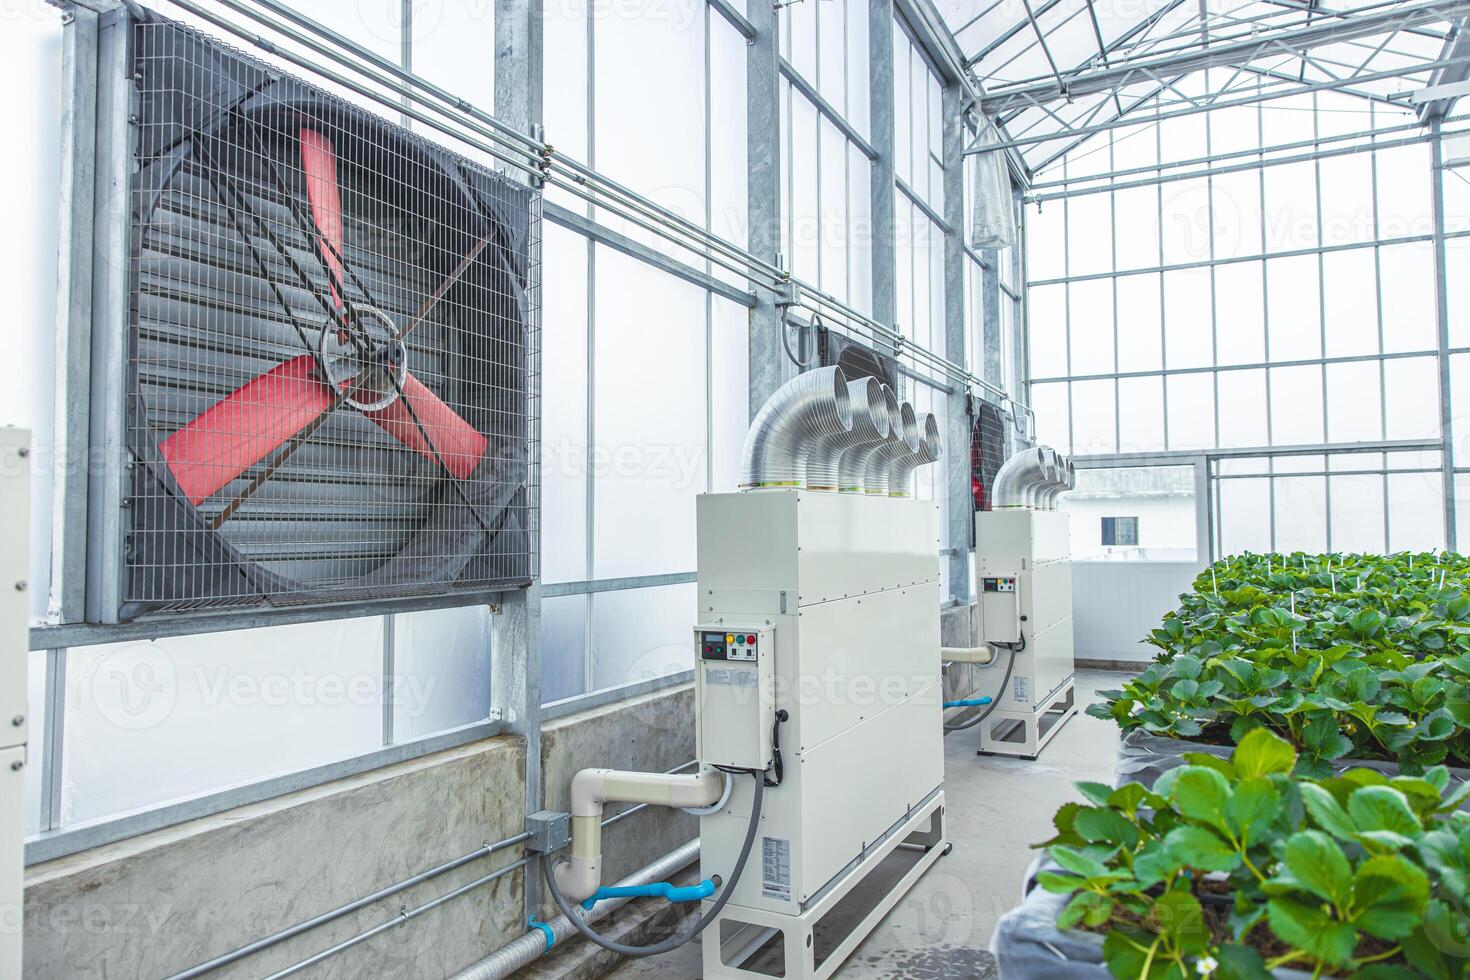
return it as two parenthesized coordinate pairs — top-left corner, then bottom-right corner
(725, 634), (735, 644)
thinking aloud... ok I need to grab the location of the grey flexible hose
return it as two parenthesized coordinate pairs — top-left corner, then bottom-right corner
(943, 641), (1020, 733)
(543, 772), (766, 958)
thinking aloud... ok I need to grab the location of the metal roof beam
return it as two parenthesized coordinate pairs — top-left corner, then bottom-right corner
(981, 0), (1470, 112)
(1422, 19), (1470, 120)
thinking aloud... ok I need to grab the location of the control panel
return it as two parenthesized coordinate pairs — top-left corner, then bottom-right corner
(694, 624), (776, 772)
(981, 574), (1022, 644)
(700, 630), (760, 662)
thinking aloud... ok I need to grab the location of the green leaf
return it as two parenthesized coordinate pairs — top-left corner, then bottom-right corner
(1075, 781), (1115, 807)
(1164, 825), (1241, 872)
(1211, 944), (1273, 980)
(1231, 727), (1298, 779)
(1266, 896), (1358, 967)
(1049, 844), (1112, 880)
(1058, 890), (1112, 930)
(1350, 854), (1430, 940)
(1226, 777), (1281, 845)
(1147, 885), (1210, 955)
(1300, 782), (1359, 840)
(1348, 785), (1423, 840)
(1281, 830), (1353, 907)
(1074, 806), (1141, 849)
(1169, 766), (1234, 835)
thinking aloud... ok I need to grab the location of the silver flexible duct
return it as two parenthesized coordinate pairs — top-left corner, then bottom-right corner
(836, 384), (898, 492)
(805, 377), (890, 491)
(739, 366), (853, 489)
(888, 412), (943, 497)
(864, 402), (919, 495)
(992, 448), (1047, 509)
(1030, 447), (1062, 509)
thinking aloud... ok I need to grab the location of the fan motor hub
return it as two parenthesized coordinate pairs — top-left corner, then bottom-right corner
(317, 305), (410, 412)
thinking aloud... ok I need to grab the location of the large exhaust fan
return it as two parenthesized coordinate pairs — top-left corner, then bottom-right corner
(90, 11), (540, 622)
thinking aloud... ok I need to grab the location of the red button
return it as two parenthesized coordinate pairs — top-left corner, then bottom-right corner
(744, 635), (755, 645)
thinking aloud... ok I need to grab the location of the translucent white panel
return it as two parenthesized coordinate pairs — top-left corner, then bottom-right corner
(1448, 237), (1470, 349)
(1028, 284), (1067, 378)
(1269, 365), (1325, 446)
(1160, 177), (1213, 267)
(1214, 261), (1265, 365)
(1166, 373), (1215, 450)
(63, 619), (384, 825)
(392, 606), (491, 741)
(1375, 144), (1433, 239)
(1117, 376), (1166, 453)
(893, 28), (911, 185)
(1317, 152), (1375, 248)
(1444, 165), (1470, 237)
(819, 118), (849, 301)
(895, 201), (915, 344)
(1157, 107), (1208, 167)
(849, 147), (873, 316)
(1069, 280), (1115, 376)
(928, 73), (943, 163)
(542, 0), (588, 199)
(1217, 369), (1268, 449)
(1383, 356), (1440, 441)
(846, 0), (870, 140)
(1030, 382), (1071, 454)
(594, 0), (707, 239)
(592, 249), (707, 578)
(1262, 161), (1318, 253)
(1325, 360), (1383, 444)
(1066, 192), (1113, 278)
(910, 49), (930, 203)
(1378, 241), (1436, 354)
(818, 0), (846, 115)
(1314, 92), (1375, 141)
(542, 594), (589, 704)
(540, 226), (590, 583)
(1210, 169), (1263, 261)
(1330, 452), (1385, 473)
(790, 95), (820, 287)
(1217, 478), (1271, 556)
(25, 650), (44, 837)
(1163, 267), (1213, 370)
(786, 0), (817, 82)
(1321, 247), (1380, 357)
(1025, 200), (1067, 282)
(711, 297), (749, 494)
(287, 0), (402, 56)
(3, 14), (60, 621)
(1330, 475), (1385, 554)
(1265, 254), (1321, 362)
(1116, 273), (1163, 373)
(710, 20), (749, 249)
(1274, 477), (1327, 553)
(912, 217), (935, 352)
(411, 0), (494, 111)
(1387, 473), (1445, 552)
(1261, 93), (1314, 150)
(590, 583), (697, 690)
(1113, 186), (1160, 271)
(1071, 380), (1117, 454)
(1208, 102), (1260, 158)
(780, 79), (792, 261)
(1110, 120), (1158, 173)
(1452, 353), (1470, 468)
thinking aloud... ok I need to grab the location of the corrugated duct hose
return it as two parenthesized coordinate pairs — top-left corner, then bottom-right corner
(542, 771), (766, 958)
(943, 636), (1023, 733)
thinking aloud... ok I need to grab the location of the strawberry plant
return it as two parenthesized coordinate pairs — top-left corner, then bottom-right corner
(1035, 730), (1470, 978)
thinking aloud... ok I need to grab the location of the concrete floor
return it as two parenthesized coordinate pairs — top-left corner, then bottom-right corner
(604, 669), (1124, 980)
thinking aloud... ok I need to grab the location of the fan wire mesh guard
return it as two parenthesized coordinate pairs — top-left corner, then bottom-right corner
(123, 12), (540, 619)
(972, 401), (1005, 512)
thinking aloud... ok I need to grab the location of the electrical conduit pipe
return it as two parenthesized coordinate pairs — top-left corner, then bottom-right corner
(552, 768), (724, 903)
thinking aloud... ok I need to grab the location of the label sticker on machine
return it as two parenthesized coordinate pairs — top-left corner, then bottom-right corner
(762, 837), (791, 901)
(1013, 675), (1031, 704)
(706, 667), (757, 688)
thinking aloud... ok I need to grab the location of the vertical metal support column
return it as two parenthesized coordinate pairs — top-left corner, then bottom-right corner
(869, 0), (899, 347)
(748, 0), (784, 415)
(494, 0), (545, 919)
(1431, 122), (1458, 551)
(52, 5), (100, 625)
(941, 82), (970, 602)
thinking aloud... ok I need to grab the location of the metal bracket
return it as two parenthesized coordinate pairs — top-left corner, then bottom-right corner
(524, 810), (571, 854)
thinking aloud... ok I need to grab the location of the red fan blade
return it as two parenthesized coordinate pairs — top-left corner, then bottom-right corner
(159, 354), (335, 505)
(299, 127), (346, 314)
(362, 372), (488, 480)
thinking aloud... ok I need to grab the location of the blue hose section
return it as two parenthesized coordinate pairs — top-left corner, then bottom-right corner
(528, 916), (555, 951)
(580, 879), (717, 911)
(943, 697), (993, 708)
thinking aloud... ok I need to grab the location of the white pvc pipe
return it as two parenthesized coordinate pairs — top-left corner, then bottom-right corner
(553, 768), (723, 902)
(941, 645), (995, 665)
